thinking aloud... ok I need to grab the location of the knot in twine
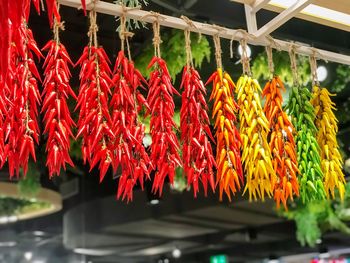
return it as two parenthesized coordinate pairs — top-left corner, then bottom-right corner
(265, 45), (274, 75)
(211, 24), (226, 69)
(53, 20), (65, 43)
(181, 16), (197, 69)
(88, 1), (99, 47)
(309, 48), (320, 87)
(229, 29), (254, 59)
(119, 5), (135, 59)
(288, 43), (300, 87)
(239, 38), (251, 76)
(141, 11), (165, 57)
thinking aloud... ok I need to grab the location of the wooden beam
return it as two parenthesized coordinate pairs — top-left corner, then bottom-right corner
(58, 0), (350, 65)
(253, 0), (314, 38)
(251, 0), (271, 13)
(244, 4), (258, 33)
(231, 0), (350, 32)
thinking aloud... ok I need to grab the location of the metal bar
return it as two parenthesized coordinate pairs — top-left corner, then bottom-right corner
(58, 0), (350, 65)
(251, 0), (271, 13)
(253, 0), (314, 38)
(244, 4), (258, 33)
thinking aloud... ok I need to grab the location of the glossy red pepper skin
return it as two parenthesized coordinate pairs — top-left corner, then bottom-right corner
(180, 66), (216, 197)
(4, 20), (42, 177)
(76, 45), (114, 182)
(147, 56), (182, 196)
(111, 50), (151, 202)
(42, 40), (76, 177)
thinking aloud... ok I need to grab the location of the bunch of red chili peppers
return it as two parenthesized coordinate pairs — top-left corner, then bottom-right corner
(5, 20), (42, 177)
(180, 30), (215, 197)
(112, 26), (151, 201)
(42, 19), (77, 177)
(147, 21), (182, 196)
(76, 10), (115, 182)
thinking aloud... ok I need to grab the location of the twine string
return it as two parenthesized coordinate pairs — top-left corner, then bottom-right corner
(240, 38), (251, 75)
(88, 0), (99, 47)
(141, 12), (164, 57)
(213, 34), (222, 69)
(265, 45), (274, 75)
(119, 5), (134, 59)
(309, 49), (320, 87)
(53, 5), (65, 44)
(181, 16), (196, 69)
(289, 44), (299, 87)
(230, 29), (253, 59)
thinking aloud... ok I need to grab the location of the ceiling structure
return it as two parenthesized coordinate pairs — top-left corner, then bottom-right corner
(0, 0), (350, 263)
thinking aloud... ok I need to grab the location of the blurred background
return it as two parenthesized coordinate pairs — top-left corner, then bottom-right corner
(1, 0), (350, 262)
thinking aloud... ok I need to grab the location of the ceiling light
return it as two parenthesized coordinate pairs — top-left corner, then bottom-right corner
(319, 252), (330, 259)
(149, 199), (160, 205)
(172, 248), (181, 258)
(163, 258), (169, 263)
(238, 44), (251, 58)
(0, 215), (18, 224)
(316, 66), (328, 82)
(267, 260), (280, 263)
(0, 241), (16, 247)
(24, 251), (33, 261)
(73, 248), (114, 256)
(33, 231), (46, 236)
(269, 0), (350, 27)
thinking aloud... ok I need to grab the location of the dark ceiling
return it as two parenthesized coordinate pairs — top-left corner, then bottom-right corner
(1, 0), (350, 263)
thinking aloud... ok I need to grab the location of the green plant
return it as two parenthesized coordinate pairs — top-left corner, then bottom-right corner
(18, 161), (40, 197)
(135, 29), (211, 80)
(252, 50), (311, 87)
(0, 197), (50, 217)
(282, 183), (350, 247)
(331, 64), (350, 93)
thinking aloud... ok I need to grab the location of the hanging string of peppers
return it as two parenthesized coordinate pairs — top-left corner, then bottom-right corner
(206, 33), (242, 201)
(309, 54), (346, 200)
(236, 38), (276, 201)
(286, 46), (325, 203)
(76, 4), (115, 181)
(180, 20), (215, 197)
(262, 46), (299, 209)
(112, 12), (151, 202)
(0, 0), (60, 80)
(42, 7), (76, 177)
(5, 20), (42, 177)
(147, 15), (182, 196)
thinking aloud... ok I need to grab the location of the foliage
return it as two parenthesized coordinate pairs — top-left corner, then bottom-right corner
(282, 183), (350, 247)
(171, 167), (188, 193)
(331, 64), (350, 93)
(18, 161), (40, 197)
(116, 0), (148, 30)
(135, 29), (211, 80)
(251, 50), (311, 87)
(0, 197), (50, 217)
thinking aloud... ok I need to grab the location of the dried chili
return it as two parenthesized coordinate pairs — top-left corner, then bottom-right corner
(5, 20), (42, 177)
(42, 17), (76, 177)
(112, 15), (151, 201)
(76, 10), (114, 181)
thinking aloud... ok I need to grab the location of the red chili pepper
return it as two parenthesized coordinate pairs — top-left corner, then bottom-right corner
(180, 65), (216, 197)
(76, 37), (114, 182)
(147, 56), (182, 196)
(42, 38), (76, 177)
(4, 20), (42, 177)
(111, 50), (151, 202)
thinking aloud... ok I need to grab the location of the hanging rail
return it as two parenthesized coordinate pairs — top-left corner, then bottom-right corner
(58, 0), (350, 65)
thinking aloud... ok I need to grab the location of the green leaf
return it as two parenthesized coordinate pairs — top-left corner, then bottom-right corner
(135, 29), (211, 81)
(251, 50), (310, 87)
(18, 161), (40, 197)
